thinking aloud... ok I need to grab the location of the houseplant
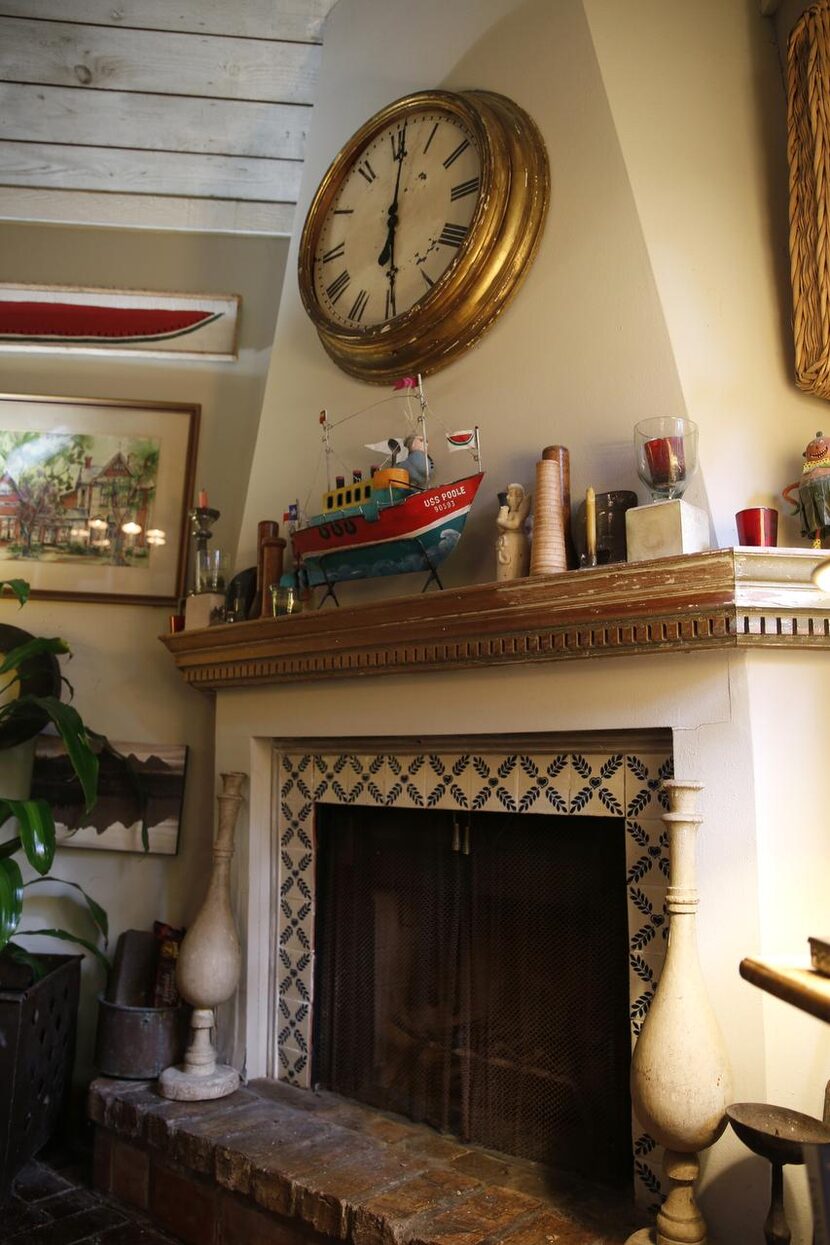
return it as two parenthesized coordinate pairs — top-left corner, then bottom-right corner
(0, 578), (105, 1197)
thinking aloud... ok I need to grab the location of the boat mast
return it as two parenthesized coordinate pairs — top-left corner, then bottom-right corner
(320, 409), (332, 490)
(474, 425), (483, 473)
(416, 374), (430, 486)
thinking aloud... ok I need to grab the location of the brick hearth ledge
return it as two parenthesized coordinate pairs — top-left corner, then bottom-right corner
(89, 1077), (640, 1245)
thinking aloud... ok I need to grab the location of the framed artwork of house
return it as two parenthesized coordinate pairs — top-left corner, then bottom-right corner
(0, 395), (199, 605)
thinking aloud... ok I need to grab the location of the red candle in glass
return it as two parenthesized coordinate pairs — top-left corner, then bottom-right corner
(644, 436), (686, 489)
(735, 507), (778, 547)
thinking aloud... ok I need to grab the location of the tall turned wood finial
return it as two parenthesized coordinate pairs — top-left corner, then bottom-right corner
(159, 772), (246, 1101)
(625, 780), (732, 1245)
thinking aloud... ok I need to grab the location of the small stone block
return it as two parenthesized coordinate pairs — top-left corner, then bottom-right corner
(493, 1210), (597, 1243)
(407, 1186), (540, 1245)
(185, 591), (225, 630)
(150, 1159), (217, 1245)
(352, 1168), (480, 1245)
(218, 1191), (311, 1245)
(110, 1137), (150, 1209)
(170, 1101), (280, 1174)
(625, 499), (710, 562)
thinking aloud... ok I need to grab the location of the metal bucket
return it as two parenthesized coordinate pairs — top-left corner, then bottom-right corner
(95, 996), (188, 1079)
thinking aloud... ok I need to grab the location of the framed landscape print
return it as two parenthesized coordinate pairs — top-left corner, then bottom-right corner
(0, 395), (199, 604)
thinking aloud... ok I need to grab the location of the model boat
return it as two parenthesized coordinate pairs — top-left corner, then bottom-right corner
(287, 378), (484, 602)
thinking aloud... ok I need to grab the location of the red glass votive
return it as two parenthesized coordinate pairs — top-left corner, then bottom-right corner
(735, 507), (778, 547)
(644, 436), (686, 487)
(169, 613), (185, 634)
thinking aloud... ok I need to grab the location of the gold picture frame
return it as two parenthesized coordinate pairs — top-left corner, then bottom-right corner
(0, 394), (199, 605)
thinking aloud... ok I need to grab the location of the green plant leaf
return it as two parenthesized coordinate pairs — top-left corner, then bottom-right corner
(20, 697), (98, 812)
(5, 941), (47, 980)
(0, 636), (69, 676)
(0, 798), (55, 875)
(25, 876), (108, 945)
(20, 927), (110, 975)
(0, 580), (30, 607)
(0, 856), (23, 951)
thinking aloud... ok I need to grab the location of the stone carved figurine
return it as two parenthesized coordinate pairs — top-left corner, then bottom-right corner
(496, 483), (532, 581)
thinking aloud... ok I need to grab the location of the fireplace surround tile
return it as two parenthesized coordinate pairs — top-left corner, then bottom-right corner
(568, 752), (626, 816)
(383, 753), (427, 808)
(273, 740), (671, 1204)
(514, 754), (572, 814)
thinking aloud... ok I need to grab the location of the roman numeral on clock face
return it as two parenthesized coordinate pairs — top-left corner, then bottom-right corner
(390, 127), (407, 161)
(325, 270), (350, 303)
(357, 159), (376, 183)
(347, 289), (369, 322)
(321, 242), (345, 262)
(438, 222), (468, 248)
(443, 138), (470, 169)
(450, 177), (479, 202)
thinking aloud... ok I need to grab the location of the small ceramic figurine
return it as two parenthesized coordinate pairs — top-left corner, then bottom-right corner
(403, 432), (433, 488)
(496, 483), (532, 580)
(783, 430), (830, 547)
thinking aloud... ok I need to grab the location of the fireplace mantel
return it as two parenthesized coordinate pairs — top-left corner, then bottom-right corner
(162, 548), (830, 691)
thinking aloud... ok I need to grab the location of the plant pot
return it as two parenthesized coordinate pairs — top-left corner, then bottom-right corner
(0, 954), (81, 1200)
(95, 997), (188, 1079)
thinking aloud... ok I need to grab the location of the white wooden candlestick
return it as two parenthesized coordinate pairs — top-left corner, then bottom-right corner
(159, 771), (245, 1101)
(626, 780), (732, 1245)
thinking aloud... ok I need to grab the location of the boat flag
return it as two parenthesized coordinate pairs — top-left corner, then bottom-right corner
(364, 437), (408, 462)
(283, 503), (298, 522)
(446, 430), (477, 451)
(393, 376), (418, 390)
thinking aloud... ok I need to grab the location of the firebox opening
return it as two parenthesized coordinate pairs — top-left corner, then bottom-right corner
(313, 804), (632, 1187)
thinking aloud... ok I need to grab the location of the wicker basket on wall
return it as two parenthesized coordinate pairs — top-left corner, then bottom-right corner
(788, 1), (830, 399)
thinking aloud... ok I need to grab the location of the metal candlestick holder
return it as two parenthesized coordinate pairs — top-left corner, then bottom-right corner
(189, 506), (221, 595)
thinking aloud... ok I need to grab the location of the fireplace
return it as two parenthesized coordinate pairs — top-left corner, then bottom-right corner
(273, 734), (673, 1209)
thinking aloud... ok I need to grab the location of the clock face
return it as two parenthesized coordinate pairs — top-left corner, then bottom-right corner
(312, 108), (482, 330)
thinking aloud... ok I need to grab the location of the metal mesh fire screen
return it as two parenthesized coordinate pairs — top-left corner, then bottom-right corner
(313, 806), (632, 1186)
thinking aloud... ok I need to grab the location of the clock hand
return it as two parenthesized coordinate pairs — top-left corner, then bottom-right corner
(377, 123), (407, 269)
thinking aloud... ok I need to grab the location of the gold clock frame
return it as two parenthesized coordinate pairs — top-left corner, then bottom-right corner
(297, 89), (550, 384)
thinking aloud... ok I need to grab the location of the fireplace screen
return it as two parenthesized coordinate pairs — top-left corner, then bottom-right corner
(313, 805), (631, 1185)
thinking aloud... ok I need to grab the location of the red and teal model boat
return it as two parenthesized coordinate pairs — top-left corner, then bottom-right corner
(288, 378), (484, 601)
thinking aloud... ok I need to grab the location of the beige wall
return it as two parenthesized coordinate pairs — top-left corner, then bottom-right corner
(226, 0), (829, 1239)
(0, 221), (287, 1080)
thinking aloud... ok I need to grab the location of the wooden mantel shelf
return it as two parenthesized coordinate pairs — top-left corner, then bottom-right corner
(161, 548), (830, 691)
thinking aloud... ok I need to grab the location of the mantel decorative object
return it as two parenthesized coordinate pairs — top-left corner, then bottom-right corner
(159, 771), (245, 1101)
(625, 780), (732, 1245)
(628, 417), (709, 562)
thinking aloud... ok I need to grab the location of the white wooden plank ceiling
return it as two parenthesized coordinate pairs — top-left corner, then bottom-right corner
(0, 0), (339, 235)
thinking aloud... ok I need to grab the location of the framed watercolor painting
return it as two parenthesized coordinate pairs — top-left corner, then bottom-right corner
(0, 285), (239, 361)
(0, 395), (198, 605)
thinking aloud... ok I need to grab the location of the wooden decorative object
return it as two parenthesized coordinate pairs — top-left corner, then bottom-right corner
(159, 550), (830, 691)
(626, 780), (732, 1245)
(788, 2), (830, 398)
(530, 452), (567, 574)
(495, 483), (532, 581)
(159, 772), (245, 1101)
(542, 445), (578, 568)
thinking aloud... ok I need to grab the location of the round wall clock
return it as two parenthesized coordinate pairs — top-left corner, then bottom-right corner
(298, 89), (549, 383)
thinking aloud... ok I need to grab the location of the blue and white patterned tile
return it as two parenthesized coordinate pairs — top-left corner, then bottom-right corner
(312, 753), (366, 804)
(632, 1115), (664, 1210)
(628, 946), (664, 1021)
(383, 753), (427, 808)
(277, 993), (312, 1056)
(624, 752), (674, 820)
(277, 941), (313, 1004)
(423, 753), (470, 810)
(569, 752), (626, 817)
(278, 752), (315, 809)
(515, 754), (572, 815)
(278, 846), (315, 924)
(277, 1043), (310, 1088)
(348, 754), (386, 806)
(627, 882), (669, 968)
(467, 753), (519, 813)
(278, 891), (315, 955)
(624, 818), (666, 889)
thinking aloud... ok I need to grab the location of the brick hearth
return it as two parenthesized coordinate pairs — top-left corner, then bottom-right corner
(89, 1078), (641, 1245)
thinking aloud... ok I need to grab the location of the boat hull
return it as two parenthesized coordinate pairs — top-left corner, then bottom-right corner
(292, 473), (484, 587)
